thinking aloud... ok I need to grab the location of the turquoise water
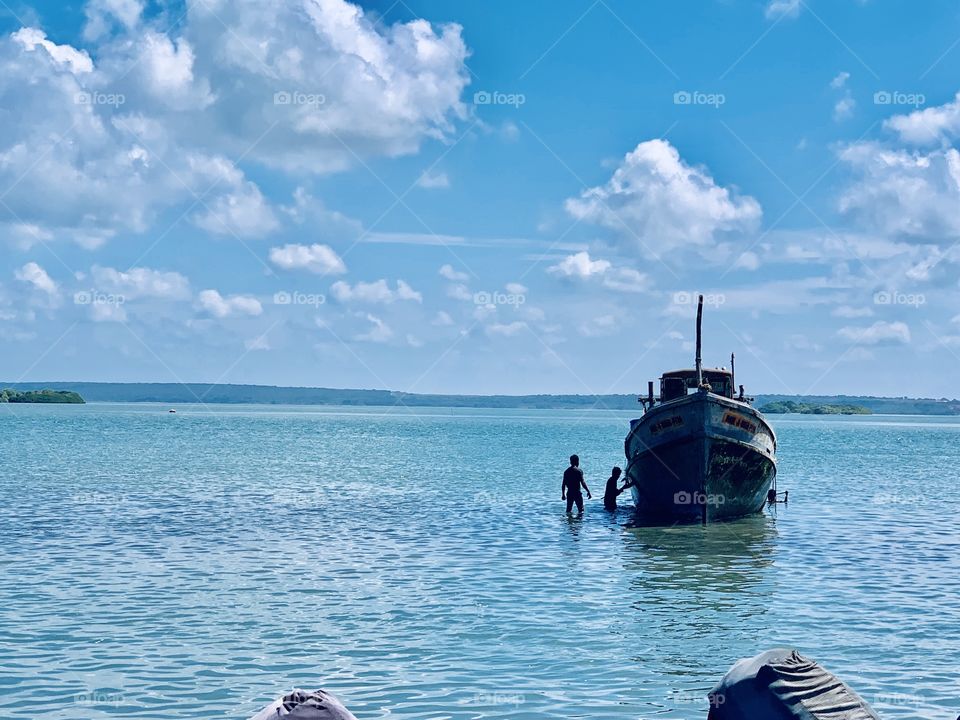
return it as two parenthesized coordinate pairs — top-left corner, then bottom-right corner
(1, 404), (958, 719)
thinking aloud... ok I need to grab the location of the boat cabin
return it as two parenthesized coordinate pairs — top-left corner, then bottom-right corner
(660, 368), (734, 402)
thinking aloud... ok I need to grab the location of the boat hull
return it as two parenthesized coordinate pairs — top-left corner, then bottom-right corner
(624, 392), (776, 523)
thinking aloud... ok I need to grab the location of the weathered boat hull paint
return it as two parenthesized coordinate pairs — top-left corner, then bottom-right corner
(624, 391), (777, 523)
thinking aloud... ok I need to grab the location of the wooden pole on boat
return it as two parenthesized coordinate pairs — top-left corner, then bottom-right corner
(695, 295), (704, 387)
(730, 352), (736, 398)
(647, 380), (654, 408)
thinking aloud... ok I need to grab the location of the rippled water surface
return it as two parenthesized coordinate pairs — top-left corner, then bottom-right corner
(1, 404), (959, 719)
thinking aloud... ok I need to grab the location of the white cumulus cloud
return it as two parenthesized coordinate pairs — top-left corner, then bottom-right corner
(192, 181), (278, 238)
(433, 310), (454, 326)
(838, 321), (911, 345)
(245, 334), (271, 351)
(446, 283), (472, 301)
(439, 264), (469, 281)
(90, 265), (190, 299)
(166, 0), (470, 172)
(565, 139), (761, 256)
(839, 142), (960, 242)
(197, 289), (263, 317)
(269, 243), (347, 275)
(486, 321), (527, 337)
(84, 0), (144, 40)
(547, 251), (611, 278)
(830, 72), (850, 90)
(417, 170), (450, 189)
(578, 314), (618, 337)
(884, 92), (960, 146)
(355, 313), (393, 342)
(330, 279), (422, 304)
(90, 302), (127, 323)
(547, 251), (648, 293)
(12, 27), (93, 73)
(830, 72), (855, 122)
(765, 0), (801, 20)
(601, 267), (649, 293)
(834, 96), (856, 122)
(15, 262), (58, 296)
(0, 0), (471, 245)
(734, 251), (760, 271)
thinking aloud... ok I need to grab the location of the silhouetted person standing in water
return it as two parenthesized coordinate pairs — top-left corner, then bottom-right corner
(603, 466), (633, 511)
(562, 454), (591, 514)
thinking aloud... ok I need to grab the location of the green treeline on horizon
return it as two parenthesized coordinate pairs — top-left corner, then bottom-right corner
(1, 382), (959, 414)
(0, 388), (85, 404)
(759, 401), (871, 415)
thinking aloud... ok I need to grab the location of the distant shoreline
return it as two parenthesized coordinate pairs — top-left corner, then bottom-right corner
(1, 388), (85, 404)
(3, 382), (959, 415)
(760, 401), (871, 415)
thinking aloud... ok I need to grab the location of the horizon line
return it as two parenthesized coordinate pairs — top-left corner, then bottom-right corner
(2, 380), (958, 402)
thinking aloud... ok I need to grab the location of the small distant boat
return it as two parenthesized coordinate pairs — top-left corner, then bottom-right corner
(624, 295), (777, 522)
(168, 409), (177, 413)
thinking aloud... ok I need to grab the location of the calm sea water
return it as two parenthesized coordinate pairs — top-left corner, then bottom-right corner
(1, 403), (958, 719)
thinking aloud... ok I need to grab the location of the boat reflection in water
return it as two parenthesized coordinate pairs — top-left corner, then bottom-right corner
(618, 514), (780, 717)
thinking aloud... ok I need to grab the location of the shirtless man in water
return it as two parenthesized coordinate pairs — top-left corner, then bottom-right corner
(603, 466), (633, 511)
(562, 454), (592, 514)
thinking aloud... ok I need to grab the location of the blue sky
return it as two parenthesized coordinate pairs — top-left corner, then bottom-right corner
(2, 0), (960, 397)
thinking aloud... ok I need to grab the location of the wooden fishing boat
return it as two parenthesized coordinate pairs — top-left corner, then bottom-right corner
(624, 296), (777, 522)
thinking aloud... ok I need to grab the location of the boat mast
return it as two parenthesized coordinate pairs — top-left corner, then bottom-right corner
(695, 294), (704, 387)
(730, 352), (736, 398)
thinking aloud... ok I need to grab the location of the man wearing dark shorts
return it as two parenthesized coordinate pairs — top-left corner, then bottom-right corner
(562, 454), (591, 514)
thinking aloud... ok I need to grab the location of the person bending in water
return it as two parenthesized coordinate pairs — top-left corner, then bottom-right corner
(562, 454), (591, 514)
(603, 466), (633, 511)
